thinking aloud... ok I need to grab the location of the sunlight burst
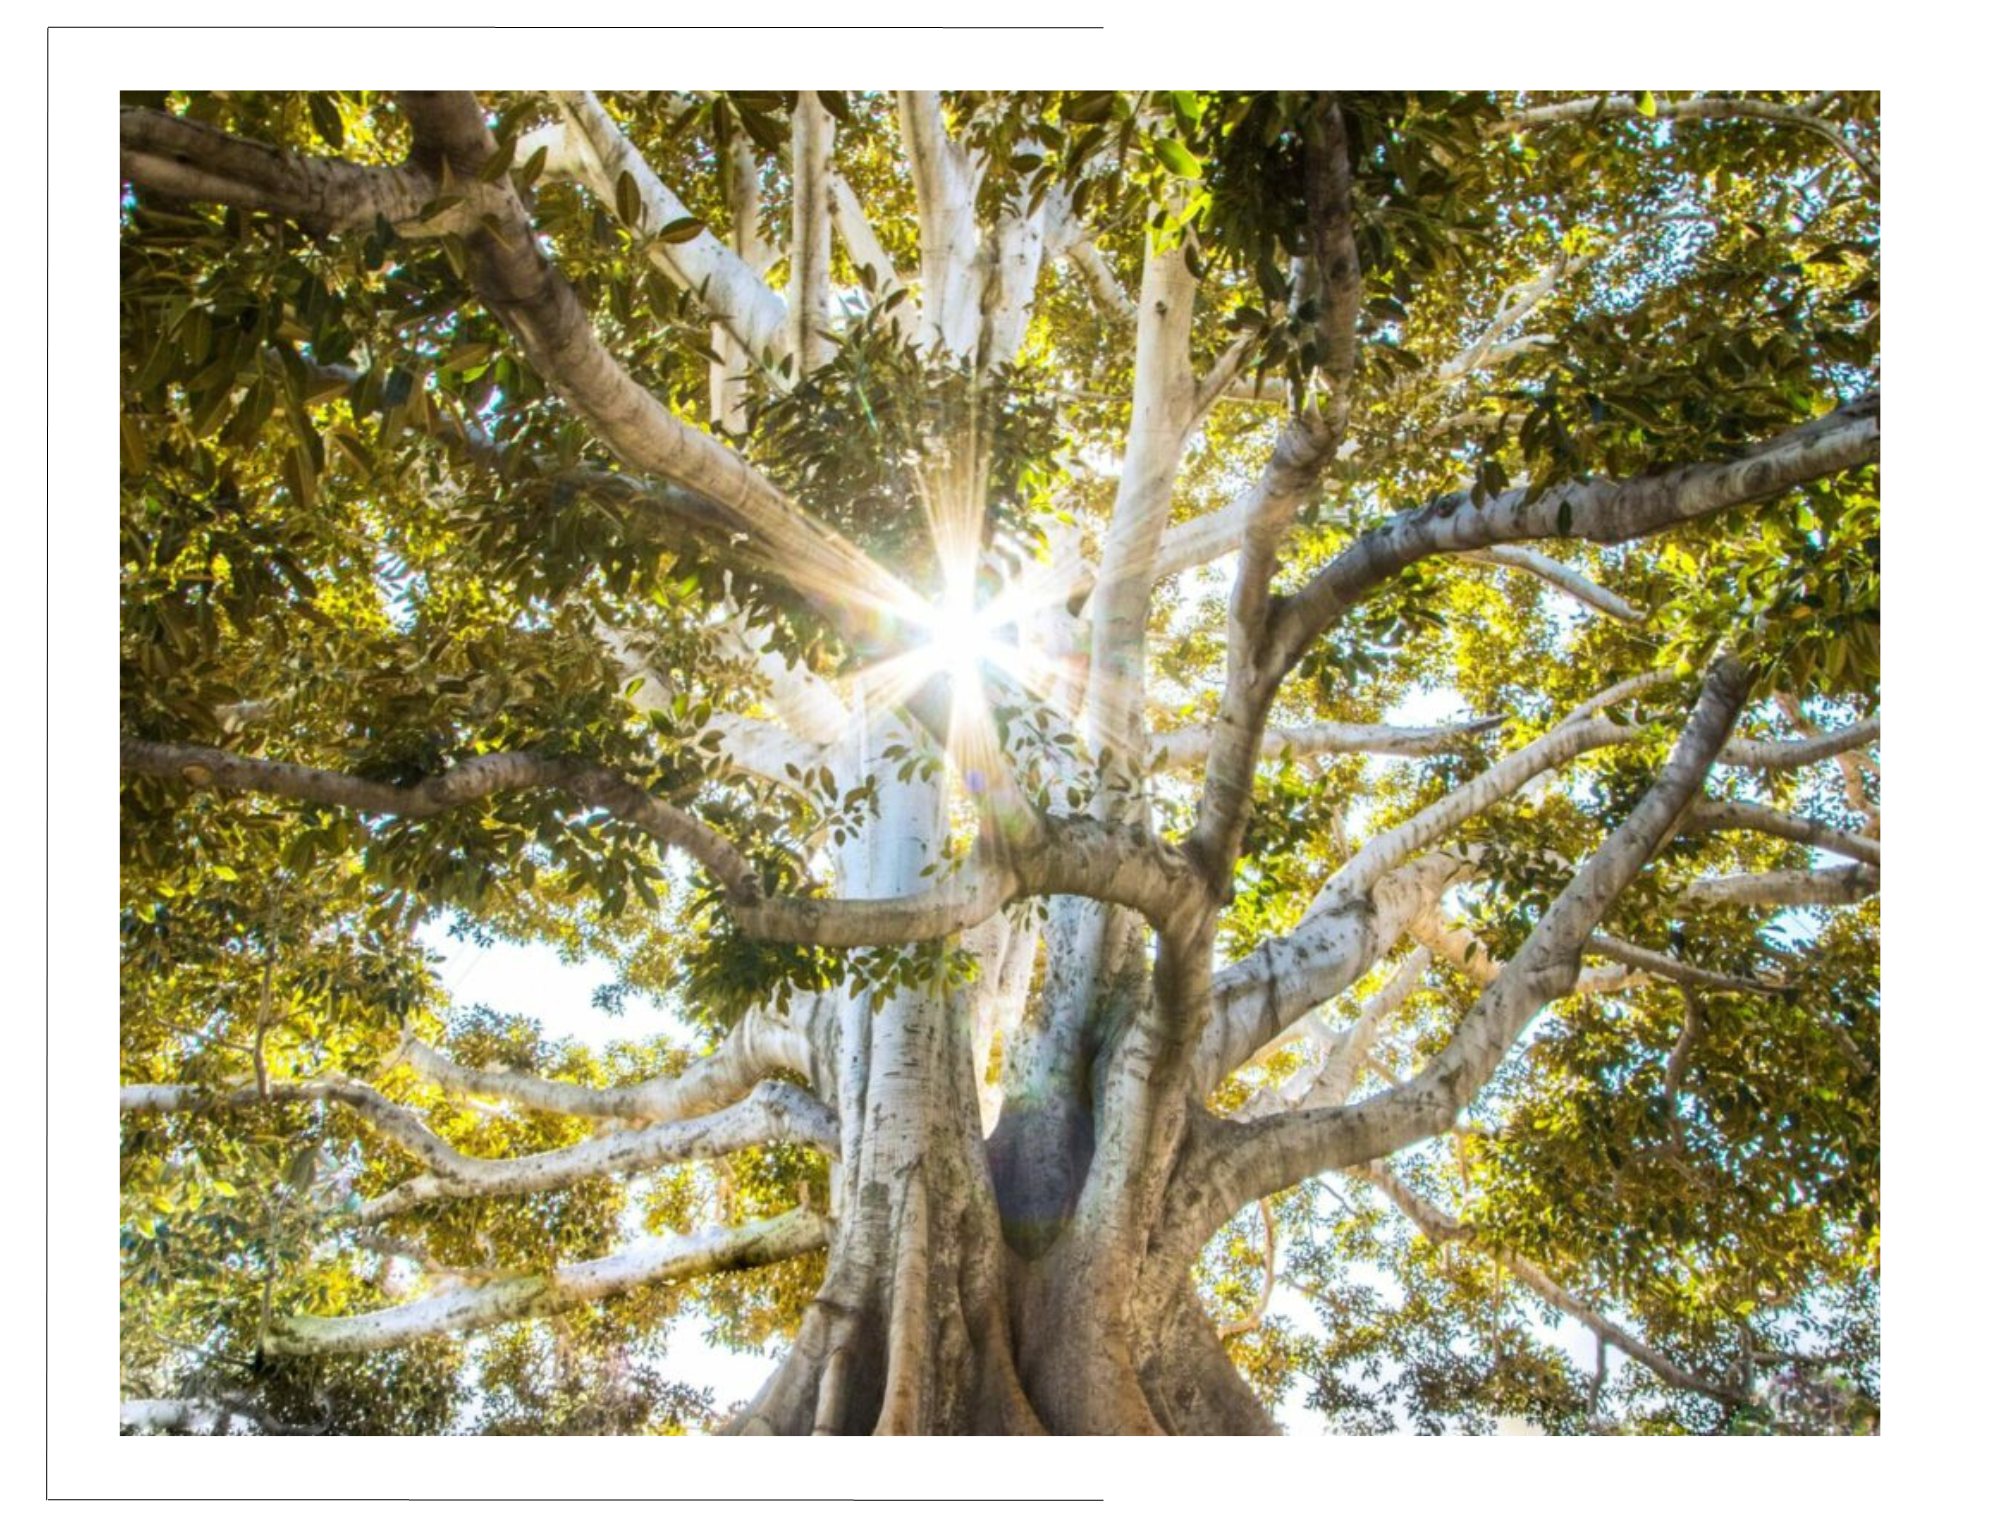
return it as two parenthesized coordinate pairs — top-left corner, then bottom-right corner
(919, 575), (1010, 693)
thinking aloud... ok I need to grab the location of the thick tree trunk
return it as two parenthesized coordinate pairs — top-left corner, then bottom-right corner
(726, 975), (1278, 1435)
(719, 705), (1270, 1434)
(728, 712), (1264, 1440)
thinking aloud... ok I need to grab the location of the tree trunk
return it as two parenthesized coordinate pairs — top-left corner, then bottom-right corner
(725, 960), (1277, 1434)
(720, 707), (1274, 1436)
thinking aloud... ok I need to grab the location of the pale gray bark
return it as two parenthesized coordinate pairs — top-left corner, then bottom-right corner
(1687, 798), (1880, 867)
(399, 1012), (811, 1124)
(550, 91), (791, 365)
(896, 91), (984, 357)
(1150, 715), (1501, 770)
(266, 1210), (827, 1355)
(1683, 863), (1880, 906)
(1456, 546), (1644, 623)
(1188, 658), (1749, 1228)
(786, 93), (835, 375)
(1719, 715), (1880, 771)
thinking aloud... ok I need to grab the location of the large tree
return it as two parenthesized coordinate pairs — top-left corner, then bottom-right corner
(118, 89), (1880, 1436)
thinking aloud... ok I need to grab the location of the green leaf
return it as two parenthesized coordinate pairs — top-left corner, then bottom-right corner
(307, 92), (345, 150)
(1062, 92), (1118, 125)
(1637, 90), (1658, 118)
(656, 216), (706, 245)
(615, 170), (643, 227)
(1151, 136), (1201, 179)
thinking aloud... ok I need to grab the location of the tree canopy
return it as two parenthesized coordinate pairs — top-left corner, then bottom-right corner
(117, 88), (1879, 1437)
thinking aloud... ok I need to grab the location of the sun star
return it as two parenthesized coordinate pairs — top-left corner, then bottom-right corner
(919, 576), (1010, 693)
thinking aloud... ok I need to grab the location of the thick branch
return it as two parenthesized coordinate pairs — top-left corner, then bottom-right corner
(1718, 715), (1879, 771)
(741, 853), (1017, 948)
(120, 736), (760, 898)
(124, 98), (910, 632)
(1151, 715), (1501, 771)
(355, 1080), (837, 1222)
(1196, 853), (1467, 1097)
(1200, 658), (1749, 1214)
(786, 93), (835, 374)
(390, 94), (913, 632)
(1686, 798), (1880, 867)
(120, 107), (433, 233)
(264, 1210), (827, 1355)
(550, 91), (791, 364)
(1273, 397), (1880, 680)
(896, 91), (983, 356)
(1082, 237), (1198, 765)
(1682, 863), (1880, 906)
(401, 1012), (811, 1124)
(1232, 946), (1433, 1121)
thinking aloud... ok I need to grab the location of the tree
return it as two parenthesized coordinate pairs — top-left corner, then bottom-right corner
(117, 89), (1880, 1436)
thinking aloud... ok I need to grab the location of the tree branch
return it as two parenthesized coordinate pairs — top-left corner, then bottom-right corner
(1582, 934), (1788, 993)
(1492, 92), (1880, 188)
(1314, 715), (1637, 910)
(1188, 97), (1362, 888)
(400, 1010), (811, 1124)
(388, 93), (916, 633)
(1232, 946), (1432, 1121)
(786, 92), (835, 375)
(123, 1078), (465, 1175)
(120, 106), (434, 233)
(1197, 657), (1750, 1215)
(120, 736), (761, 899)
(1681, 863), (1880, 906)
(1272, 397), (1879, 683)
(829, 169), (912, 337)
(1456, 546), (1644, 623)
(264, 1209), (828, 1355)
(1686, 798), (1880, 867)
(896, 91), (984, 356)
(124, 98), (914, 634)
(1195, 853), (1468, 1098)
(1046, 193), (1136, 327)
(549, 90), (791, 365)
(1079, 238), (1199, 770)
(1149, 715), (1502, 771)
(1718, 715), (1879, 771)
(355, 1080), (837, 1222)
